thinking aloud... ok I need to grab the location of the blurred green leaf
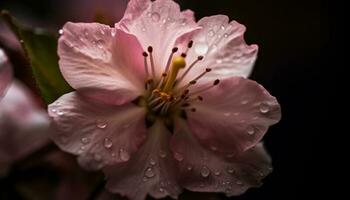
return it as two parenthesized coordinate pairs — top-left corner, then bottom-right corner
(1, 10), (73, 104)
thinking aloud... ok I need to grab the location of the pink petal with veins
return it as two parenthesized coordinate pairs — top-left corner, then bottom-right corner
(48, 92), (147, 170)
(58, 23), (145, 105)
(187, 77), (281, 155)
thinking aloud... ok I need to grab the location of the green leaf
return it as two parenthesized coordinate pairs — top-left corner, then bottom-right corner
(1, 10), (73, 104)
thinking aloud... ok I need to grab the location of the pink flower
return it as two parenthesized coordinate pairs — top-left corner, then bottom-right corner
(49, 0), (281, 199)
(0, 80), (50, 176)
(0, 48), (12, 99)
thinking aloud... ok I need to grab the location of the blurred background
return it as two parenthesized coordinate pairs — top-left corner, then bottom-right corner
(0, 0), (340, 199)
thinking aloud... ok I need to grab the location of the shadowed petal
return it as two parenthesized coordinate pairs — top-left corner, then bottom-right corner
(171, 119), (272, 196)
(48, 92), (147, 170)
(179, 15), (258, 86)
(117, 0), (200, 75)
(104, 121), (182, 200)
(58, 23), (145, 105)
(0, 81), (50, 176)
(187, 77), (281, 155)
(0, 48), (12, 98)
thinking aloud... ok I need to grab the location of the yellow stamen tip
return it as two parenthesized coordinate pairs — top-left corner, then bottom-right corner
(172, 56), (186, 70)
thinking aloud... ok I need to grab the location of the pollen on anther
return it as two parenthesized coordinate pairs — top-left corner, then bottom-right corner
(214, 79), (220, 85)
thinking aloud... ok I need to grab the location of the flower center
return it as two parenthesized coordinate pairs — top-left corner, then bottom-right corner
(137, 41), (220, 126)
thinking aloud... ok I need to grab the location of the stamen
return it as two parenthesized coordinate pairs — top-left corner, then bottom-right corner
(164, 47), (178, 73)
(188, 79), (220, 97)
(176, 56), (204, 85)
(191, 68), (212, 82)
(185, 40), (193, 54)
(148, 46), (156, 78)
(143, 52), (149, 78)
(163, 56), (186, 93)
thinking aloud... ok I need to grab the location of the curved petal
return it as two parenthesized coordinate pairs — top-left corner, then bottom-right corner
(117, 0), (200, 75)
(0, 82), (50, 175)
(171, 119), (272, 196)
(58, 22), (145, 105)
(48, 92), (147, 170)
(0, 48), (12, 98)
(178, 15), (258, 86)
(104, 121), (182, 200)
(187, 77), (281, 155)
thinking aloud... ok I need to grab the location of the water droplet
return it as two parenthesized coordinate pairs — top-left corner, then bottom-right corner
(236, 180), (243, 185)
(104, 138), (113, 148)
(96, 40), (104, 49)
(221, 25), (226, 30)
(259, 172), (264, 177)
(84, 30), (89, 36)
(260, 102), (270, 114)
(234, 112), (240, 116)
(159, 150), (167, 158)
(51, 108), (57, 113)
(224, 33), (229, 38)
(119, 148), (130, 161)
(151, 12), (160, 22)
(81, 137), (90, 144)
(227, 168), (235, 174)
(150, 158), (156, 165)
(100, 29), (105, 35)
(159, 187), (164, 192)
(200, 166), (210, 178)
(19, 40), (24, 43)
(174, 152), (184, 162)
(58, 29), (64, 35)
(187, 166), (193, 171)
(57, 110), (64, 116)
(96, 120), (107, 129)
(194, 42), (209, 55)
(241, 100), (249, 105)
(111, 152), (116, 157)
(247, 126), (255, 135)
(224, 112), (231, 117)
(111, 29), (116, 37)
(214, 170), (221, 176)
(208, 30), (215, 37)
(94, 153), (102, 161)
(141, 27), (146, 32)
(216, 59), (223, 64)
(144, 167), (155, 178)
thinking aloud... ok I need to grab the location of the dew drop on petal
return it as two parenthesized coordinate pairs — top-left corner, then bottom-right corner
(84, 30), (89, 36)
(187, 166), (193, 171)
(247, 126), (255, 135)
(260, 102), (270, 114)
(227, 167), (235, 174)
(51, 108), (57, 113)
(100, 28), (105, 35)
(58, 29), (64, 35)
(214, 170), (221, 176)
(104, 138), (113, 149)
(194, 42), (209, 55)
(111, 29), (116, 37)
(159, 187), (164, 192)
(159, 150), (167, 158)
(96, 120), (107, 129)
(151, 12), (160, 22)
(174, 152), (184, 162)
(224, 112), (231, 117)
(200, 166), (210, 178)
(81, 137), (90, 144)
(149, 158), (156, 166)
(236, 180), (243, 186)
(119, 148), (130, 161)
(216, 59), (223, 64)
(96, 40), (104, 49)
(224, 33), (229, 38)
(208, 30), (215, 37)
(57, 110), (64, 116)
(144, 167), (155, 178)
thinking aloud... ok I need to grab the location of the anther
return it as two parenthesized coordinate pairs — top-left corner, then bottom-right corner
(187, 40), (194, 48)
(147, 46), (156, 78)
(142, 52), (148, 57)
(191, 108), (197, 112)
(181, 53), (187, 58)
(189, 80), (197, 85)
(147, 46), (153, 53)
(213, 79), (220, 85)
(198, 56), (204, 60)
(172, 47), (178, 53)
(198, 96), (203, 101)
(205, 68), (212, 72)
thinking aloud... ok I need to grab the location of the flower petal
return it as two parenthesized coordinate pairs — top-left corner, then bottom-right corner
(0, 81), (50, 176)
(117, 0), (199, 75)
(104, 121), (182, 200)
(58, 22), (145, 105)
(48, 92), (147, 170)
(187, 77), (281, 155)
(171, 119), (272, 196)
(0, 48), (12, 98)
(179, 15), (258, 86)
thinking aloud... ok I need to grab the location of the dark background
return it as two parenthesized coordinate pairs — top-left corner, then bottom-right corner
(0, 0), (341, 199)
